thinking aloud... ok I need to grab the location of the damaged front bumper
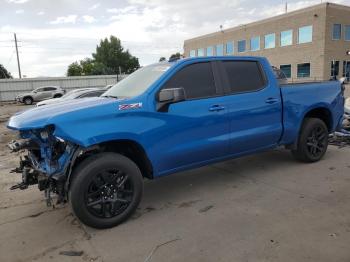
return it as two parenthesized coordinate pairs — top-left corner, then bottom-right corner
(8, 126), (79, 206)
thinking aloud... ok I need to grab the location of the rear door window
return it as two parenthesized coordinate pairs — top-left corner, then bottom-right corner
(162, 62), (217, 99)
(221, 61), (266, 94)
(43, 87), (56, 91)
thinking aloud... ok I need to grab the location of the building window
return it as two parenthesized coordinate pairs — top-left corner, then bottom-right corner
(280, 30), (293, 46)
(264, 33), (275, 49)
(331, 61), (340, 78)
(189, 50), (196, 57)
(332, 24), (342, 40)
(226, 41), (234, 54)
(216, 44), (224, 56)
(197, 48), (204, 57)
(343, 61), (350, 80)
(250, 36), (260, 51)
(297, 63), (310, 78)
(206, 46), (213, 56)
(280, 64), (291, 78)
(298, 25), (313, 44)
(345, 25), (350, 41)
(238, 40), (246, 53)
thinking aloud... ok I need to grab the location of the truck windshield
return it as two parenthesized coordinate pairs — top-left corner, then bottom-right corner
(102, 64), (171, 98)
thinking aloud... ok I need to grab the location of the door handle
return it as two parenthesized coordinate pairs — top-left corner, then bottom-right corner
(209, 105), (225, 112)
(265, 98), (279, 104)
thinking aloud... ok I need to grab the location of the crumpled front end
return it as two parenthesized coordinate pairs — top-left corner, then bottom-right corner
(8, 125), (78, 205)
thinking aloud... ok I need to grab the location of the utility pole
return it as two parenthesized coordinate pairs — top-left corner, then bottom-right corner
(285, 2), (288, 13)
(14, 33), (22, 79)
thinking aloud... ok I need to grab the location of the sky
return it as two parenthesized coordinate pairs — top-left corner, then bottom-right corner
(0, 0), (349, 78)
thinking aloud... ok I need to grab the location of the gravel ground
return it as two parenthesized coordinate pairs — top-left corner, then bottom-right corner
(0, 91), (350, 262)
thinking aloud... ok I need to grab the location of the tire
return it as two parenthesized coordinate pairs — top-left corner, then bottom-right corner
(69, 152), (143, 229)
(53, 94), (62, 98)
(23, 97), (33, 105)
(291, 118), (329, 162)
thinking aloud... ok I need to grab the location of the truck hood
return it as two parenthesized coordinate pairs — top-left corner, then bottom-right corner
(8, 97), (118, 130)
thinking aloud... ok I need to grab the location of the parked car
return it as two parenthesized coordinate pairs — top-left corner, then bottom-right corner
(36, 88), (105, 107)
(15, 86), (65, 105)
(103, 84), (114, 90)
(7, 56), (345, 229)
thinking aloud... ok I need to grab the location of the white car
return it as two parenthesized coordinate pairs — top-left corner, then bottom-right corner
(36, 88), (105, 107)
(16, 86), (65, 105)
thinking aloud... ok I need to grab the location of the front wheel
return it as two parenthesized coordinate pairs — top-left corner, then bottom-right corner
(23, 97), (33, 105)
(69, 153), (143, 229)
(291, 118), (329, 162)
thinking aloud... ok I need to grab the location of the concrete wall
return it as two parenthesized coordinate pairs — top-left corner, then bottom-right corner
(0, 74), (127, 101)
(184, 3), (350, 82)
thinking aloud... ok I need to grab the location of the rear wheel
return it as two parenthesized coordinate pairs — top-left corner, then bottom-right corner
(23, 97), (33, 105)
(291, 118), (328, 162)
(69, 153), (143, 229)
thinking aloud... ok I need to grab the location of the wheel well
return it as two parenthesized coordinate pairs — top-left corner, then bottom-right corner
(304, 107), (332, 131)
(23, 96), (33, 101)
(75, 140), (154, 179)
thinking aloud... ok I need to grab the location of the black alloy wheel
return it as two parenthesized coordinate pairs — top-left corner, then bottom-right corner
(305, 125), (327, 159)
(85, 169), (133, 218)
(291, 118), (329, 162)
(70, 153), (143, 229)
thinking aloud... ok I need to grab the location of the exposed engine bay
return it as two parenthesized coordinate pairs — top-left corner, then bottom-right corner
(8, 126), (78, 206)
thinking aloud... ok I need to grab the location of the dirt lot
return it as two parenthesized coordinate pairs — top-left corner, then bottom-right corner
(0, 95), (350, 262)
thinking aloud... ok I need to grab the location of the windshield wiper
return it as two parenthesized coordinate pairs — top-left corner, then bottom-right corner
(102, 95), (118, 99)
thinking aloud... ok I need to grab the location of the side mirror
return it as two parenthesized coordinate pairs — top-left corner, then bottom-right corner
(157, 87), (186, 112)
(158, 88), (186, 103)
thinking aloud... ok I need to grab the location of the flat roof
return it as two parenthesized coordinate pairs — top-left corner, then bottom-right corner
(184, 2), (350, 43)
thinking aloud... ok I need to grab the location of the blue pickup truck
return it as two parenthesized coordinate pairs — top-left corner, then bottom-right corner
(7, 56), (345, 228)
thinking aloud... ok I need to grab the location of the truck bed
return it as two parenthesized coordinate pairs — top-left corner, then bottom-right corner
(279, 81), (344, 145)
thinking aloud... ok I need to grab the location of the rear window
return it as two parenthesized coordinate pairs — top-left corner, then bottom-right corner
(222, 61), (266, 94)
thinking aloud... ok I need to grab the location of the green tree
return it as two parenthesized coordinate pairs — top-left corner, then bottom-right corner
(169, 52), (181, 61)
(80, 58), (95, 75)
(159, 57), (166, 62)
(0, 64), (12, 79)
(92, 36), (140, 74)
(67, 62), (83, 76)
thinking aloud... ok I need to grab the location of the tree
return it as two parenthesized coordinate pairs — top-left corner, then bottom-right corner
(159, 57), (166, 62)
(67, 35), (140, 76)
(67, 62), (83, 76)
(0, 64), (12, 79)
(169, 52), (181, 61)
(92, 36), (140, 74)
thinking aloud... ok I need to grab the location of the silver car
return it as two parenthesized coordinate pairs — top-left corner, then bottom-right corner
(15, 86), (65, 105)
(36, 88), (105, 107)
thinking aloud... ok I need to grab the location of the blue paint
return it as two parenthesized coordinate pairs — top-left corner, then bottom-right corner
(7, 56), (344, 178)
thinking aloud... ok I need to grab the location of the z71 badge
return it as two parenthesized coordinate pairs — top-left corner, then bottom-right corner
(118, 102), (143, 110)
